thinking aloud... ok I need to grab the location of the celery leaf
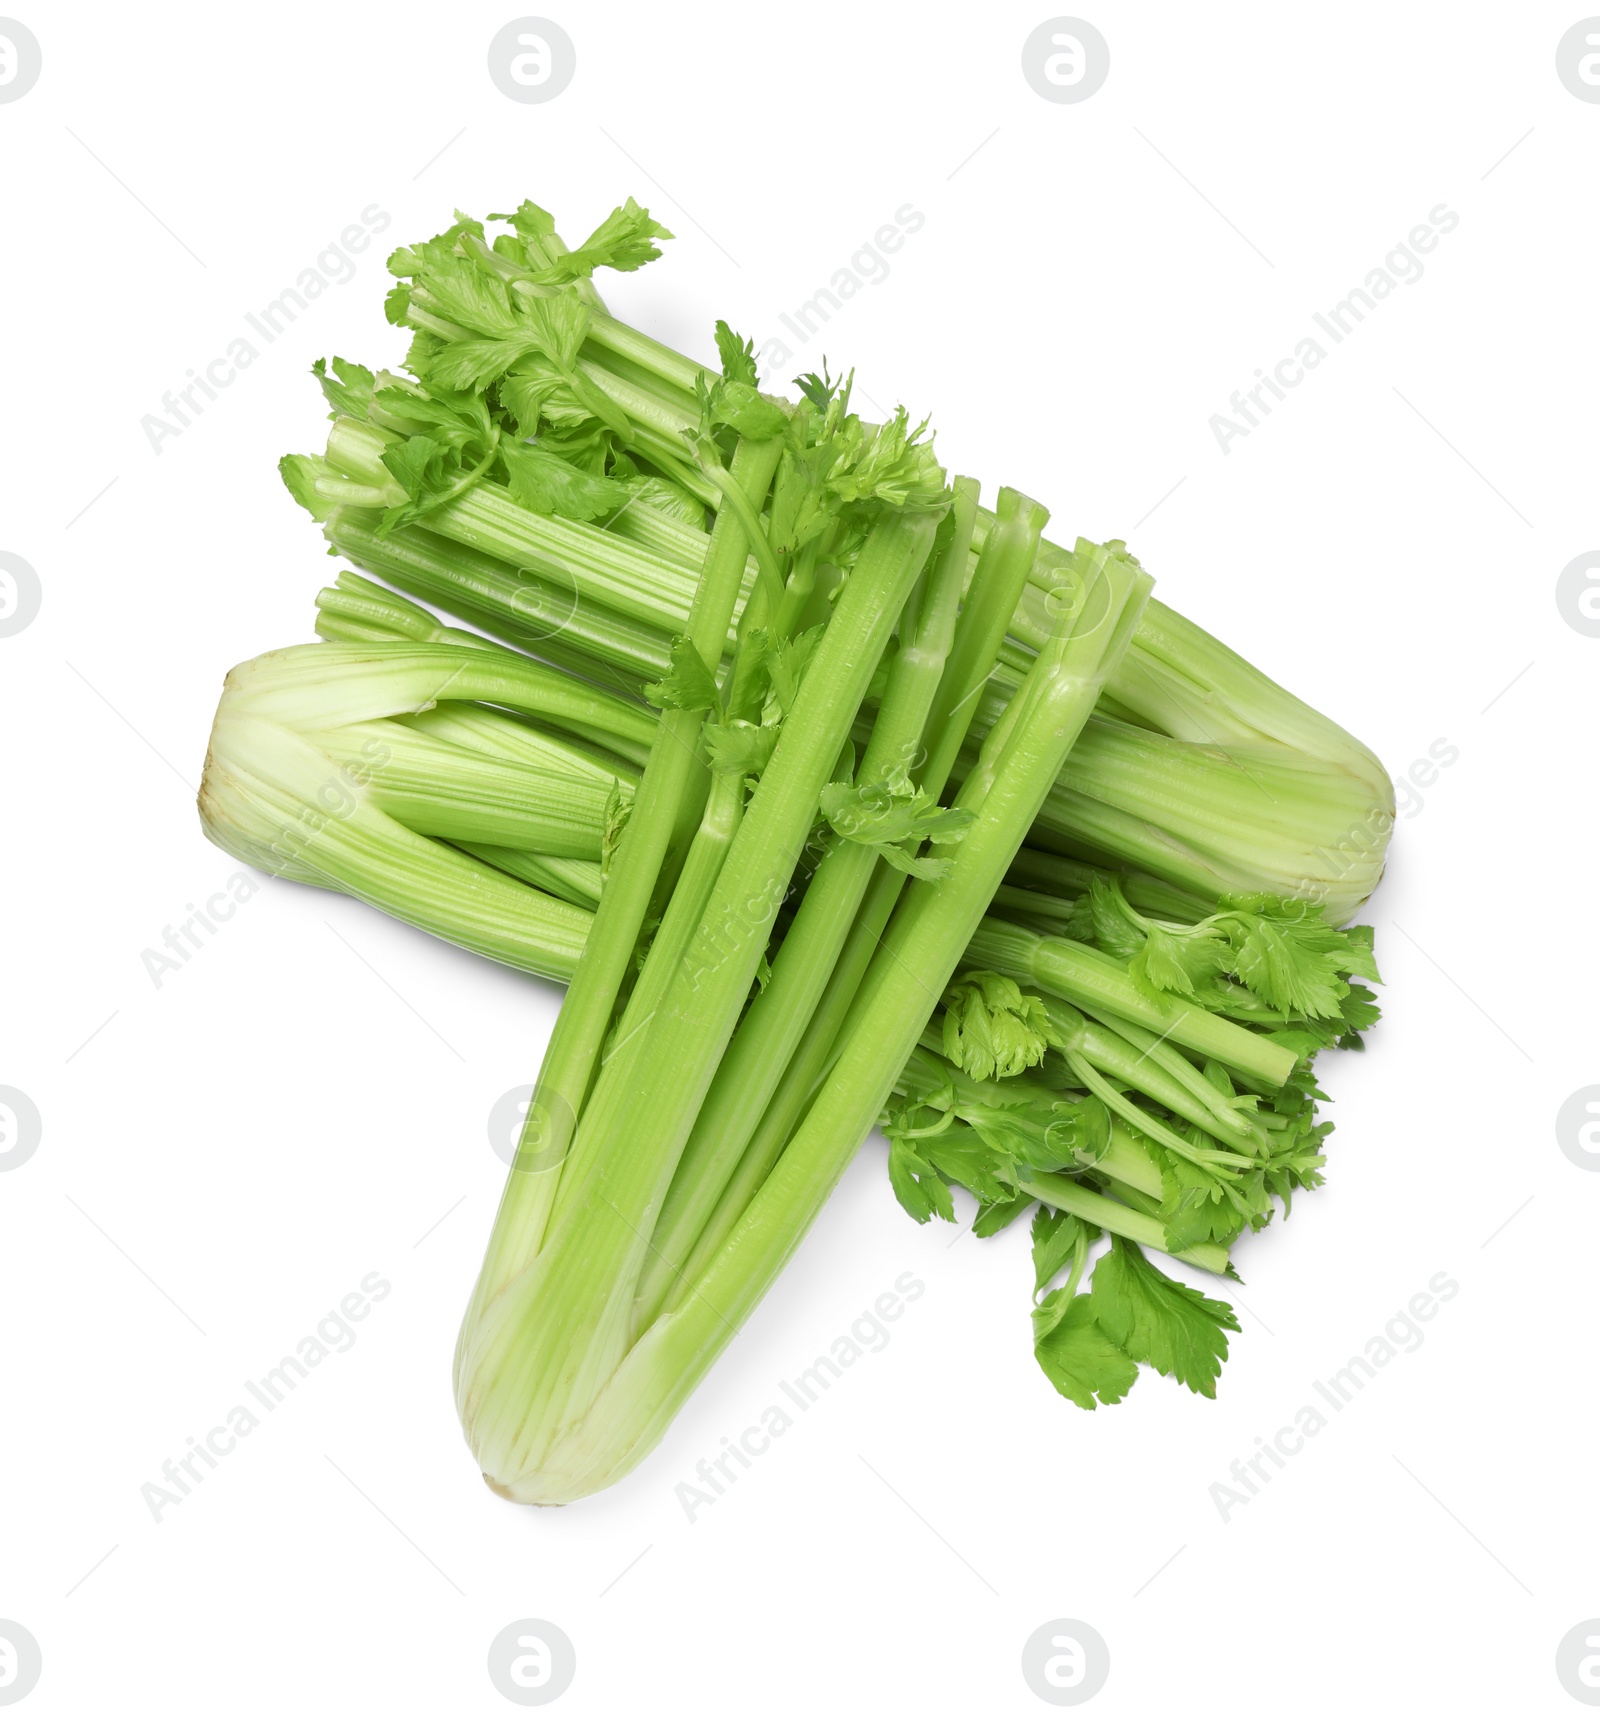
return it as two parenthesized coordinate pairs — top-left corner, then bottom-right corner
(554, 198), (673, 280)
(645, 637), (721, 714)
(885, 1138), (955, 1225)
(501, 443), (633, 522)
(708, 379), (789, 441)
(312, 356), (375, 422)
(1089, 1238), (1239, 1397)
(703, 720), (779, 779)
(714, 320), (760, 388)
(1033, 1293), (1139, 1410)
(627, 475), (706, 529)
(973, 1194), (1034, 1237)
(820, 768), (972, 877)
(941, 971), (1052, 1082)
(279, 454), (331, 522)
(487, 200), (557, 246)
(1032, 1206), (1094, 1296)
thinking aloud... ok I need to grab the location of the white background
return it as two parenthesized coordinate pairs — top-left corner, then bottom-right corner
(2, 1), (1595, 1718)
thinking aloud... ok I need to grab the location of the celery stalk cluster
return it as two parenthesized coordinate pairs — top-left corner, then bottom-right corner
(197, 197), (1389, 1500)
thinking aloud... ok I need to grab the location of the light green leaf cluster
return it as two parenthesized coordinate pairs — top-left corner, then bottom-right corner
(1033, 1236), (1238, 1408)
(820, 766), (973, 877)
(940, 971), (1052, 1080)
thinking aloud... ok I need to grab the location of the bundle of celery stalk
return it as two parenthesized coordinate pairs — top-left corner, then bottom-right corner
(199, 198), (1390, 1503)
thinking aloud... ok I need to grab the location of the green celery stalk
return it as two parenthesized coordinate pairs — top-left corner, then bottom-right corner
(457, 434), (787, 1349)
(1015, 1171), (1228, 1274)
(293, 383), (1393, 914)
(563, 279), (1395, 915)
(316, 515), (674, 694)
(217, 640), (654, 759)
(1036, 1003), (1260, 1164)
(199, 660), (601, 981)
(963, 918), (1294, 1090)
(456, 846), (604, 910)
(397, 701), (641, 788)
(1002, 849), (1214, 922)
(568, 290), (1391, 828)
(520, 544), (1151, 1501)
(305, 719), (612, 859)
(630, 476), (984, 1326)
(457, 506), (943, 1495)
(319, 418), (751, 646)
(658, 494), (1060, 1300)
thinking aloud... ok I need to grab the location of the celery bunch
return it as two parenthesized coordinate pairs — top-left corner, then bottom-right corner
(445, 413), (1154, 1499)
(195, 197), (1391, 1502)
(278, 198), (1392, 919)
